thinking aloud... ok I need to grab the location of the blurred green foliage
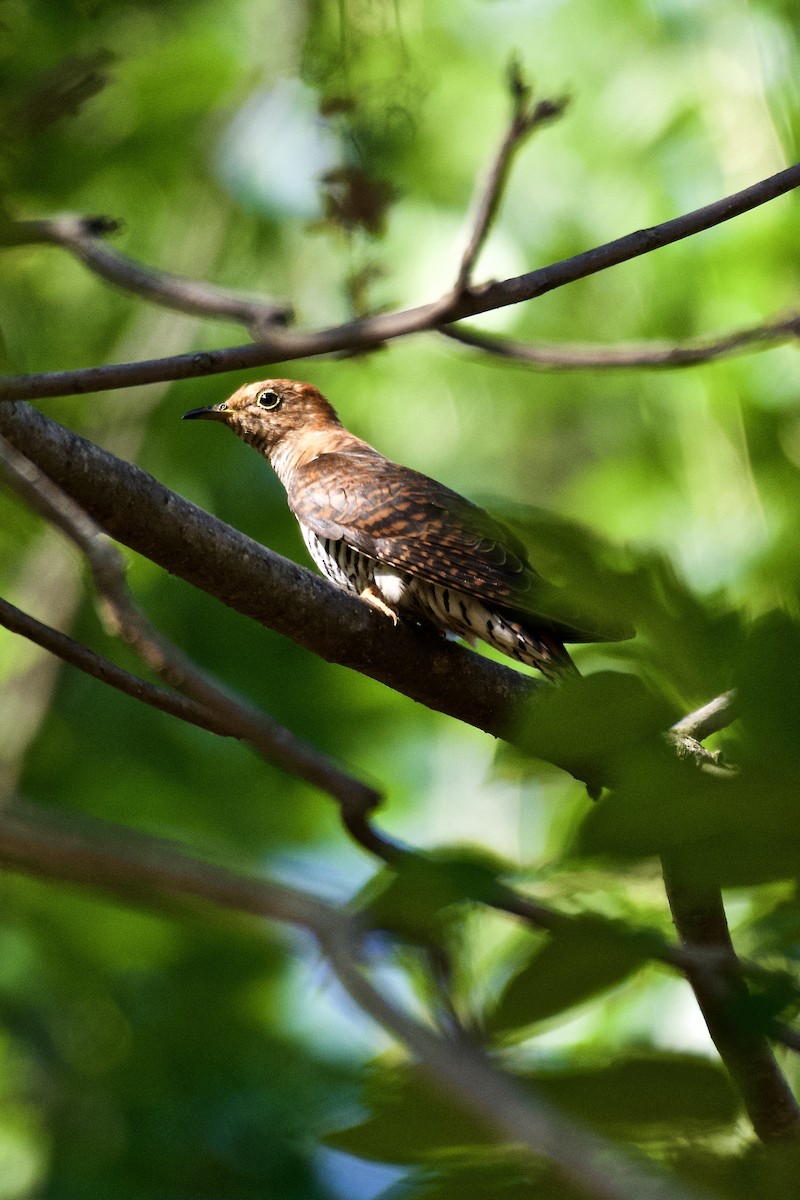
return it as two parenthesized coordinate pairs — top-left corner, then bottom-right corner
(2, 0), (800, 1196)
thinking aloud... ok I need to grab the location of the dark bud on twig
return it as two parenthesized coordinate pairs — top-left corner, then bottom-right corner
(78, 215), (125, 239)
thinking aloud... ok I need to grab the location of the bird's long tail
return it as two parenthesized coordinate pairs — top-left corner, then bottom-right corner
(536, 631), (580, 681)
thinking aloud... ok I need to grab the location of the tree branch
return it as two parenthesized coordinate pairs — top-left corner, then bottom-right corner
(0, 400), (548, 746)
(664, 688), (800, 1141)
(0, 434), (379, 817)
(0, 797), (336, 931)
(671, 690), (737, 741)
(0, 214), (292, 330)
(0, 797), (713, 1200)
(441, 314), (800, 370)
(663, 859), (800, 1143)
(0, 594), (259, 736)
(2, 161), (799, 400)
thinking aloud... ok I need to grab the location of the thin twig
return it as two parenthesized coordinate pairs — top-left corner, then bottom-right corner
(0, 434), (379, 816)
(666, 690), (738, 774)
(1, 215), (292, 331)
(455, 65), (567, 291)
(441, 316), (800, 370)
(671, 690), (737, 741)
(2, 160), (800, 400)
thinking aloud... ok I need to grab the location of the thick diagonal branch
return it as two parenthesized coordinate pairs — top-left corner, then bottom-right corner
(0, 401), (546, 746)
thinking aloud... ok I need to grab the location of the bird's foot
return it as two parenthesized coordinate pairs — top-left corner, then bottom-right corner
(360, 585), (399, 625)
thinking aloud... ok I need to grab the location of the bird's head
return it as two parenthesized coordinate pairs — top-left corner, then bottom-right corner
(182, 379), (342, 456)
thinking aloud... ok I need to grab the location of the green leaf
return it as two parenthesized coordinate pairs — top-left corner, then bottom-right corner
(512, 672), (674, 782)
(356, 851), (507, 944)
(577, 742), (800, 886)
(414, 1157), (586, 1200)
(672, 1141), (800, 1200)
(523, 1054), (740, 1137)
(488, 918), (653, 1033)
(324, 1067), (495, 1164)
(736, 612), (800, 775)
(324, 1055), (739, 1172)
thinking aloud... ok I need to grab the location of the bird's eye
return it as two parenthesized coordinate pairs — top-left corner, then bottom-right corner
(257, 389), (282, 411)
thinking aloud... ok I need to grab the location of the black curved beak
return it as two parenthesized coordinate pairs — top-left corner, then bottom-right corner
(182, 403), (230, 422)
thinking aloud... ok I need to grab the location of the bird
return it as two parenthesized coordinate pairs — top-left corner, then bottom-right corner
(183, 379), (627, 679)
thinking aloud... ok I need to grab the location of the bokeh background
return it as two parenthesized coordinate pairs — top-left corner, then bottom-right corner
(2, 1), (800, 1196)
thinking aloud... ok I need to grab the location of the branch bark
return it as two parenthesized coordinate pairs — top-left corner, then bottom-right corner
(671, 691), (737, 741)
(663, 859), (800, 1143)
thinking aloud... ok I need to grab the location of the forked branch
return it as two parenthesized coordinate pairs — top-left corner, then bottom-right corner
(455, 64), (567, 291)
(1, 158), (799, 399)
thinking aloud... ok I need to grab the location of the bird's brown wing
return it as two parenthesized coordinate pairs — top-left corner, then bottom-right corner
(287, 452), (621, 642)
